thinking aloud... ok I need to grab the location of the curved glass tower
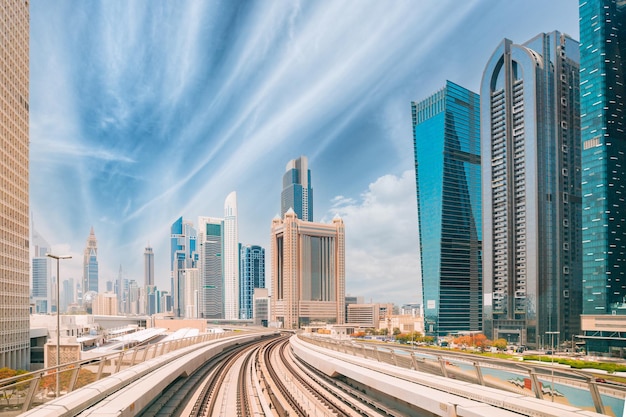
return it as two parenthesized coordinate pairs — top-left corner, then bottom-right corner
(481, 32), (582, 347)
(412, 81), (482, 337)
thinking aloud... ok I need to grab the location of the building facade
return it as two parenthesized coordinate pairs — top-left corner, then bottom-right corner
(481, 32), (582, 347)
(223, 192), (239, 320)
(270, 209), (345, 329)
(412, 81), (482, 337)
(93, 293), (118, 316)
(32, 226), (52, 314)
(240, 244), (265, 320)
(83, 227), (99, 296)
(347, 303), (393, 328)
(144, 245), (154, 287)
(579, 0), (626, 355)
(170, 217), (197, 317)
(281, 156), (313, 221)
(0, 0), (30, 369)
(198, 216), (224, 319)
(254, 288), (270, 326)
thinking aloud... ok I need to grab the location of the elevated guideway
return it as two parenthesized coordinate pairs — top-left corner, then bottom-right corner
(291, 335), (608, 417)
(18, 331), (278, 417)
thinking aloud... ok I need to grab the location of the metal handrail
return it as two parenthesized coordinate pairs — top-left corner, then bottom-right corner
(0, 331), (231, 414)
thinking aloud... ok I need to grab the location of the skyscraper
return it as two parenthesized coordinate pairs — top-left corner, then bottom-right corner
(579, 0), (626, 354)
(240, 244), (265, 319)
(0, 0), (29, 370)
(83, 227), (99, 295)
(481, 32), (582, 346)
(198, 216), (224, 319)
(32, 225), (52, 314)
(144, 245), (154, 287)
(412, 81), (482, 337)
(281, 156), (313, 221)
(170, 217), (197, 317)
(223, 192), (239, 320)
(270, 209), (345, 329)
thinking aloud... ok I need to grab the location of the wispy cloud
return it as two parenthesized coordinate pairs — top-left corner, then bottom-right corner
(29, 0), (580, 296)
(324, 170), (421, 304)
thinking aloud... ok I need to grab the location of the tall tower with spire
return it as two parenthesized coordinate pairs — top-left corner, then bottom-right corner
(83, 227), (99, 296)
(144, 245), (154, 287)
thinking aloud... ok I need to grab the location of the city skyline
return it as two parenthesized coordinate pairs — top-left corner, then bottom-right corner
(30, 1), (579, 305)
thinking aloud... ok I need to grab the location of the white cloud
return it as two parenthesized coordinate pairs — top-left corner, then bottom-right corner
(325, 170), (421, 305)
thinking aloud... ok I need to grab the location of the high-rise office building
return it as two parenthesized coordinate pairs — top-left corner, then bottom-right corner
(412, 81), (482, 337)
(170, 217), (197, 317)
(60, 278), (75, 314)
(198, 216), (224, 319)
(270, 209), (345, 329)
(32, 226), (52, 314)
(281, 156), (313, 221)
(223, 192), (239, 320)
(144, 245), (154, 287)
(83, 227), (99, 295)
(0, 0), (30, 370)
(240, 244), (265, 319)
(481, 32), (582, 347)
(579, 0), (626, 354)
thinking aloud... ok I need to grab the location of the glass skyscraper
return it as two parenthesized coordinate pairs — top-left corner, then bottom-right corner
(281, 156), (313, 221)
(579, 0), (626, 354)
(32, 226), (51, 314)
(83, 227), (99, 295)
(170, 217), (197, 317)
(412, 81), (482, 337)
(198, 216), (224, 319)
(239, 244), (265, 320)
(481, 32), (582, 347)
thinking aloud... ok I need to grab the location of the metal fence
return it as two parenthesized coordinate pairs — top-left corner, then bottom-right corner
(0, 332), (231, 415)
(299, 335), (609, 415)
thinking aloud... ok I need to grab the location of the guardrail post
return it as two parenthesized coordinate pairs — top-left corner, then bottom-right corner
(68, 367), (80, 392)
(438, 357), (448, 378)
(21, 374), (41, 412)
(130, 348), (139, 366)
(473, 362), (485, 385)
(410, 352), (418, 371)
(115, 352), (124, 373)
(588, 380), (606, 415)
(391, 350), (398, 366)
(373, 346), (380, 362)
(528, 371), (543, 399)
(96, 358), (106, 380)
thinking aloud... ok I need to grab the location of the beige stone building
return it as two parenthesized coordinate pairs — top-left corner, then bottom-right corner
(93, 293), (119, 316)
(270, 209), (345, 329)
(347, 303), (393, 328)
(0, 0), (30, 370)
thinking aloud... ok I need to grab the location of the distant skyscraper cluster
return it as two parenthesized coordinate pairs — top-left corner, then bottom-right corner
(171, 192), (266, 320)
(0, 0), (30, 370)
(413, 0), (626, 354)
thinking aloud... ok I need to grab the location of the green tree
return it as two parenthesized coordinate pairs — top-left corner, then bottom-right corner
(493, 338), (508, 351)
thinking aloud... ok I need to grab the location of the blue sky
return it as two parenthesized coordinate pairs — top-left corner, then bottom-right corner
(30, 0), (579, 305)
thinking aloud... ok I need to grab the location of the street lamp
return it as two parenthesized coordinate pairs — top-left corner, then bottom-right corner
(545, 331), (560, 401)
(46, 253), (72, 398)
